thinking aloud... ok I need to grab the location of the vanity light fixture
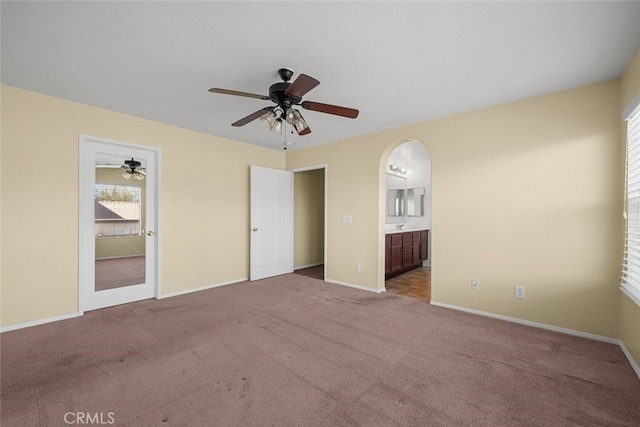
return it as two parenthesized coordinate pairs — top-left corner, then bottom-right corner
(389, 164), (408, 175)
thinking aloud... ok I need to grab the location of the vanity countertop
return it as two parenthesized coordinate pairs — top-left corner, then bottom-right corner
(385, 227), (429, 235)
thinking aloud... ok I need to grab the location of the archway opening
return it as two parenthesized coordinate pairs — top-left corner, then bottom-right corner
(383, 139), (432, 302)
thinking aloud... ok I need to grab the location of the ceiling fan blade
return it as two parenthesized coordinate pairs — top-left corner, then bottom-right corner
(231, 107), (272, 127)
(208, 88), (270, 100)
(96, 164), (146, 170)
(285, 74), (320, 99)
(301, 101), (359, 119)
(298, 126), (311, 136)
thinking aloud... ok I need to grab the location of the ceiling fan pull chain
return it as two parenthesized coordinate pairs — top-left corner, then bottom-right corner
(283, 121), (288, 150)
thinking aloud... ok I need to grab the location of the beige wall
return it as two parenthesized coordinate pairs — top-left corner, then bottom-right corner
(0, 86), (4, 323)
(428, 81), (622, 338)
(293, 169), (325, 269)
(95, 235), (144, 259)
(1, 85), (284, 327)
(289, 79), (623, 338)
(1, 59), (636, 352)
(622, 47), (640, 110)
(287, 139), (387, 289)
(620, 46), (640, 367)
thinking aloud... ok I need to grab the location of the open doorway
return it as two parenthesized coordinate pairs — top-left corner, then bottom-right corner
(383, 140), (431, 302)
(292, 166), (326, 280)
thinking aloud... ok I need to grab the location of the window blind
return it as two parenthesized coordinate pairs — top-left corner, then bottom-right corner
(622, 100), (640, 306)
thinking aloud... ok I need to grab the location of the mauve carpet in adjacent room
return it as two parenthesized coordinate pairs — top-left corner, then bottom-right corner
(1, 274), (639, 426)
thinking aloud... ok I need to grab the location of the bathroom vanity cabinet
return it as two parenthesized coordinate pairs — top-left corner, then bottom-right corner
(385, 229), (428, 279)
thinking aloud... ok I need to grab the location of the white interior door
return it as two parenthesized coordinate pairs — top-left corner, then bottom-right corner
(79, 136), (160, 312)
(250, 165), (293, 280)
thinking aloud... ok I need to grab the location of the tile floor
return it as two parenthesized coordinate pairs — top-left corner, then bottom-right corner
(385, 267), (431, 302)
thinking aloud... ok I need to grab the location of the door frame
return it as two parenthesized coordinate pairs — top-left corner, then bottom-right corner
(290, 164), (328, 280)
(78, 134), (161, 314)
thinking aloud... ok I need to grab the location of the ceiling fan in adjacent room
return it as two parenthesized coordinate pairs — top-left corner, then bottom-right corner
(208, 68), (359, 138)
(96, 158), (146, 181)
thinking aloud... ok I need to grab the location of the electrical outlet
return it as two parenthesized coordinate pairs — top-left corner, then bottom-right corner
(355, 262), (361, 271)
(515, 285), (526, 299)
(215, 261), (222, 270)
(471, 279), (480, 290)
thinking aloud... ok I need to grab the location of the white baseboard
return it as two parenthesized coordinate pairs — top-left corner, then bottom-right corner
(95, 254), (145, 261)
(324, 278), (383, 293)
(158, 277), (248, 299)
(1, 312), (82, 333)
(430, 300), (640, 379)
(294, 262), (324, 270)
(619, 340), (640, 379)
(430, 301), (618, 343)
(2, 278), (249, 333)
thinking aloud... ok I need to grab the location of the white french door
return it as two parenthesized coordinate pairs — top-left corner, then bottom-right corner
(250, 165), (293, 280)
(79, 135), (160, 312)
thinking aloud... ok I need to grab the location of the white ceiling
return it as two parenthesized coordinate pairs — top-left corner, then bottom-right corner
(2, 1), (640, 152)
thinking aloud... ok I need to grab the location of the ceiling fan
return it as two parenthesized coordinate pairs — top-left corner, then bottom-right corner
(96, 158), (146, 181)
(208, 68), (359, 136)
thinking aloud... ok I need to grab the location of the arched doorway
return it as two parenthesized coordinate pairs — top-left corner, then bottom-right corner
(383, 139), (432, 302)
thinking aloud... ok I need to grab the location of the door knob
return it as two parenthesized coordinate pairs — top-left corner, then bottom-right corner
(252, 228), (258, 232)
(147, 230), (155, 236)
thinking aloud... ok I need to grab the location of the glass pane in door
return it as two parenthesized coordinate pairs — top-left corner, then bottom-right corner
(94, 165), (145, 291)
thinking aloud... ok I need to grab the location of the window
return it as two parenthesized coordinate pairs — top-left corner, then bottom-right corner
(622, 95), (640, 306)
(94, 184), (142, 237)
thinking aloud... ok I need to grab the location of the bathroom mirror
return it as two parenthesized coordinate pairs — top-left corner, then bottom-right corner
(386, 173), (407, 218)
(407, 187), (425, 217)
(388, 189), (405, 217)
(388, 187), (425, 217)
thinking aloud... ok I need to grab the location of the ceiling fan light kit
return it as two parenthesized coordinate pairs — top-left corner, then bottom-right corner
(123, 170), (145, 181)
(209, 68), (359, 147)
(285, 108), (309, 134)
(259, 109), (283, 134)
(122, 158), (145, 181)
